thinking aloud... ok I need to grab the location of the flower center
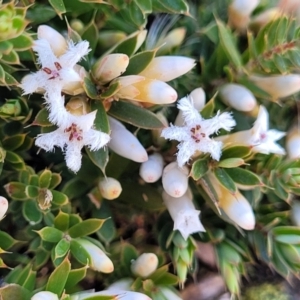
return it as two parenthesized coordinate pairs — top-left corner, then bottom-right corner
(260, 132), (267, 142)
(64, 123), (83, 141)
(42, 62), (62, 80)
(190, 124), (206, 143)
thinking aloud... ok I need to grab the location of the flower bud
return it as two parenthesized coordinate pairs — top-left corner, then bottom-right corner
(98, 31), (127, 50)
(37, 25), (67, 57)
(131, 253), (159, 277)
(162, 162), (189, 198)
(286, 126), (300, 159)
(98, 177), (122, 200)
(31, 291), (59, 300)
(139, 153), (164, 183)
(162, 190), (206, 240)
(139, 56), (195, 82)
(0, 197), (8, 221)
(158, 27), (186, 54)
(92, 53), (129, 84)
(175, 87), (206, 126)
(66, 96), (88, 116)
(70, 19), (84, 33)
(249, 74), (300, 100)
(151, 111), (168, 146)
(72, 238), (114, 273)
(108, 117), (148, 163)
(219, 83), (257, 112)
(62, 65), (87, 96)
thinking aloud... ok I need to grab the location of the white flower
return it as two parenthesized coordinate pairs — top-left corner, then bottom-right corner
(21, 38), (90, 97)
(162, 190), (206, 240)
(35, 111), (110, 173)
(218, 106), (286, 155)
(31, 291), (59, 300)
(161, 96), (236, 167)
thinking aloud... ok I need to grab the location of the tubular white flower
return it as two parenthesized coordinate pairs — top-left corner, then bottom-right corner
(108, 116), (148, 162)
(98, 177), (122, 200)
(138, 56), (195, 82)
(37, 25), (68, 56)
(161, 96), (236, 167)
(131, 253), (159, 277)
(31, 291), (59, 300)
(219, 84), (257, 112)
(75, 238), (114, 273)
(162, 190), (206, 240)
(217, 106), (286, 155)
(175, 88), (206, 126)
(92, 53), (129, 84)
(70, 290), (151, 300)
(35, 110), (110, 173)
(21, 38), (90, 97)
(249, 74), (300, 100)
(162, 162), (189, 198)
(0, 196), (8, 221)
(139, 153), (164, 183)
(286, 126), (300, 159)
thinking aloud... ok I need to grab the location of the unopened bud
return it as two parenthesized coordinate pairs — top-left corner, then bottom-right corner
(175, 87), (206, 126)
(0, 197), (8, 221)
(31, 291), (59, 300)
(249, 74), (300, 100)
(62, 65), (87, 96)
(151, 111), (168, 146)
(139, 56), (195, 82)
(37, 25), (67, 56)
(158, 27), (186, 54)
(70, 19), (84, 33)
(98, 31), (127, 50)
(92, 53), (129, 84)
(99, 177), (122, 200)
(108, 117), (148, 162)
(131, 253), (159, 277)
(139, 153), (164, 183)
(286, 126), (300, 159)
(219, 83), (257, 112)
(66, 96), (88, 116)
(162, 162), (189, 198)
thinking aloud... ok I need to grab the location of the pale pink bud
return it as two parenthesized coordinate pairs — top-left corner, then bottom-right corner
(0, 196), (8, 221)
(158, 27), (186, 54)
(286, 126), (300, 159)
(92, 53), (129, 84)
(108, 117), (148, 162)
(31, 291), (59, 300)
(162, 162), (189, 198)
(219, 84), (257, 112)
(250, 74), (300, 100)
(139, 56), (195, 82)
(131, 253), (159, 277)
(175, 87), (206, 126)
(37, 25), (67, 57)
(99, 177), (122, 200)
(139, 153), (164, 183)
(76, 238), (114, 273)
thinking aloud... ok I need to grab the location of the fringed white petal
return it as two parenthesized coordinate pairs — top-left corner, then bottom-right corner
(177, 96), (202, 126)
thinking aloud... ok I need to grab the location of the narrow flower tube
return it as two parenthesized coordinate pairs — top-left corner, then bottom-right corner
(174, 88), (206, 126)
(219, 83), (257, 112)
(71, 238), (114, 273)
(98, 177), (122, 200)
(286, 126), (300, 159)
(249, 74), (300, 100)
(162, 162), (189, 198)
(138, 56), (195, 82)
(92, 53), (129, 84)
(207, 174), (255, 230)
(70, 290), (152, 300)
(108, 116), (148, 162)
(0, 196), (8, 221)
(139, 153), (164, 183)
(131, 253), (159, 277)
(162, 190), (206, 240)
(31, 291), (59, 300)
(37, 25), (67, 56)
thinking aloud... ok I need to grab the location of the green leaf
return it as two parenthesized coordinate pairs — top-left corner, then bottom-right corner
(120, 243), (138, 270)
(86, 147), (109, 175)
(190, 158), (209, 180)
(16, 264), (36, 291)
(51, 190), (69, 206)
(152, 0), (189, 14)
(83, 77), (99, 100)
(38, 169), (52, 189)
(272, 226), (300, 244)
(36, 227), (64, 243)
(100, 81), (120, 99)
(1, 50), (19, 64)
(221, 145), (251, 160)
(22, 200), (42, 224)
(200, 96), (215, 119)
(49, 173), (62, 189)
(218, 158), (245, 168)
(68, 218), (106, 238)
(9, 33), (32, 51)
(65, 266), (88, 290)
(48, 0), (66, 18)
(91, 100), (110, 133)
(25, 185), (39, 198)
(54, 239), (70, 259)
(225, 168), (261, 187)
(32, 108), (52, 127)
(46, 256), (71, 297)
(0, 231), (18, 250)
(216, 18), (242, 69)
(54, 211), (70, 232)
(0, 284), (31, 300)
(70, 239), (90, 266)
(82, 20), (98, 56)
(108, 100), (164, 129)
(4, 182), (27, 200)
(214, 168), (236, 194)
